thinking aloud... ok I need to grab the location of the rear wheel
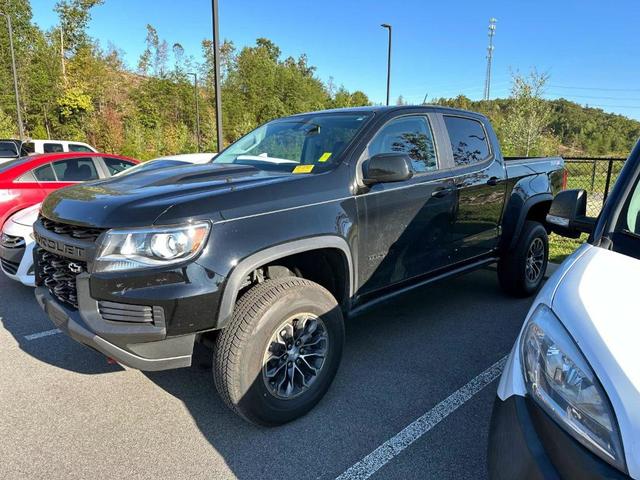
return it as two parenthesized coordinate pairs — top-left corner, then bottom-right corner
(498, 221), (548, 297)
(213, 277), (345, 426)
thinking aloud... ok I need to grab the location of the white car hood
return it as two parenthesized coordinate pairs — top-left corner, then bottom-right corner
(12, 203), (41, 226)
(552, 245), (640, 477)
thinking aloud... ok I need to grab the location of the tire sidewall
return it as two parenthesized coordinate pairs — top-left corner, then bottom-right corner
(519, 223), (549, 295)
(236, 284), (344, 425)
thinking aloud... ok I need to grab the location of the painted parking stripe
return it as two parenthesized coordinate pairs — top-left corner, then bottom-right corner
(24, 328), (62, 341)
(335, 355), (508, 480)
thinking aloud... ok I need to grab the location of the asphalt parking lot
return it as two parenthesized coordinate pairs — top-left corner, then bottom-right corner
(0, 267), (535, 480)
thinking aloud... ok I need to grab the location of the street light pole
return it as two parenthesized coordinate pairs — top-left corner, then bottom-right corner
(381, 23), (392, 106)
(0, 12), (24, 140)
(211, 0), (223, 151)
(187, 72), (201, 151)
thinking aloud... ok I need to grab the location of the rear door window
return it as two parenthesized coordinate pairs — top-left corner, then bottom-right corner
(443, 116), (491, 167)
(102, 157), (136, 175)
(43, 143), (64, 153)
(34, 164), (56, 181)
(52, 158), (99, 181)
(69, 143), (94, 153)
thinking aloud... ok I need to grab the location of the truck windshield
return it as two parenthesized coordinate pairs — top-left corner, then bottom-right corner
(610, 166), (640, 260)
(214, 113), (372, 173)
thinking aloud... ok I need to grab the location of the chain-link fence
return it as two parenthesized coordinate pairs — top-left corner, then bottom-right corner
(549, 157), (626, 262)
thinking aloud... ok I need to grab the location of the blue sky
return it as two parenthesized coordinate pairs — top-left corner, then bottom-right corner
(31, 0), (640, 119)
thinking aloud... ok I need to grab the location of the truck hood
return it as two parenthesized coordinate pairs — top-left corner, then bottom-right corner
(41, 163), (294, 228)
(551, 245), (640, 477)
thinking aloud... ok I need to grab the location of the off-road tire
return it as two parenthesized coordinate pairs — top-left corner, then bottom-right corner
(498, 221), (549, 297)
(213, 277), (345, 426)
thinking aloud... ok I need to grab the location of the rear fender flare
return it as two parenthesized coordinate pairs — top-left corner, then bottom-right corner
(504, 193), (553, 251)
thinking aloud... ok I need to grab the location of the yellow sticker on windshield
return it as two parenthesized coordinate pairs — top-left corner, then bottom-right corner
(318, 152), (332, 163)
(293, 165), (314, 174)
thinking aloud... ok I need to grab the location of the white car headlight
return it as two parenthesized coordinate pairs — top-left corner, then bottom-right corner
(521, 304), (626, 472)
(94, 222), (210, 272)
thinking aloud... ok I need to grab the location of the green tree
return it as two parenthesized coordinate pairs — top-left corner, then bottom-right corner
(55, 0), (103, 52)
(0, 107), (16, 137)
(500, 70), (554, 157)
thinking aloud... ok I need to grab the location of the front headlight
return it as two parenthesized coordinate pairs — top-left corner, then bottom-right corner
(94, 222), (210, 272)
(521, 304), (626, 472)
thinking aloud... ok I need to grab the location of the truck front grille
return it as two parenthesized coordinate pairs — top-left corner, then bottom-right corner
(36, 248), (86, 309)
(40, 216), (104, 242)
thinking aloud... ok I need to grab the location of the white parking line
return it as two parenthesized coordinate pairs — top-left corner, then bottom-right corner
(24, 328), (62, 341)
(335, 355), (508, 480)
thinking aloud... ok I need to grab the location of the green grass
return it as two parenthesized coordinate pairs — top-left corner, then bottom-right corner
(549, 233), (588, 264)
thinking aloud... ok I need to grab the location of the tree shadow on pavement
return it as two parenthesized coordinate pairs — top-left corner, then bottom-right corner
(144, 270), (529, 480)
(0, 277), (122, 375)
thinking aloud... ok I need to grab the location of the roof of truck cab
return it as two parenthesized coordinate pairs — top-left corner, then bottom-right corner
(290, 105), (488, 119)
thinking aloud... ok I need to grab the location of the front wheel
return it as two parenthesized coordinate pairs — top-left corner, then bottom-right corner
(498, 221), (549, 297)
(213, 277), (345, 426)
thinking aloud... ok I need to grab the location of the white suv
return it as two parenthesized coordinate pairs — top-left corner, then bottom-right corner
(21, 139), (97, 155)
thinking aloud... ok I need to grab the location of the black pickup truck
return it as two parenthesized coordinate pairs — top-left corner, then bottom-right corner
(33, 106), (564, 425)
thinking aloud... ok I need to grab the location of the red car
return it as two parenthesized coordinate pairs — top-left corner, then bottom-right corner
(0, 152), (138, 227)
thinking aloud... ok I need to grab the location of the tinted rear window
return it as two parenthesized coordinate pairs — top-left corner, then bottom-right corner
(443, 116), (491, 166)
(34, 163), (56, 181)
(52, 158), (99, 181)
(43, 143), (64, 153)
(69, 143), (94, 153)
(21, 142), (35, 155)
(103, 157), (136, 175)
(0, 141), (18, 158)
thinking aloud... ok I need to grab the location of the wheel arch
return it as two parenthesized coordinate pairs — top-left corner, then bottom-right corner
(216, 236), (354, 329)
(502, 193), (553, 252)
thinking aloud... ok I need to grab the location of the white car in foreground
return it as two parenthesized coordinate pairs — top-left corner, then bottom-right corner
(489, 141), (640, 479)
(0, 203), (40, 286)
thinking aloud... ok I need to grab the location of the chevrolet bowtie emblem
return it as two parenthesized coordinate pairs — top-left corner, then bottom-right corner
(68, 263), (83, 274)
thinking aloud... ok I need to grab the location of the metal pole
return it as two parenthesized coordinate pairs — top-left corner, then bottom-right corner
(194, 75), (201, 152)
(187, 73), (201, 151)
(603, 159), (614, 205)
(1, 12), (24, 140)
(211, 0), (223, 151)
(381, 24), (392, 106)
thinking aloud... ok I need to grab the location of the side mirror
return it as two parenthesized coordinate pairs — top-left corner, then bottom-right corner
(363, 153), (413, 185)
(546, 189), (596, 238)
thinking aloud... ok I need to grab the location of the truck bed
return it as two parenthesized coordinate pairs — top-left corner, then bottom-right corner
(504, 156), (564, 178)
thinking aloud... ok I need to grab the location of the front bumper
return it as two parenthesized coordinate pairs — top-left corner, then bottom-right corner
(0, 238), (35, 286)
(35, 275), (196, 371)
(488, 395), (630, 480)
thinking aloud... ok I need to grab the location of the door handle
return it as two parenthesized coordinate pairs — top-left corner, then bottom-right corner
(431, 187), (454, 198)
(486, 176), (499, 186)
